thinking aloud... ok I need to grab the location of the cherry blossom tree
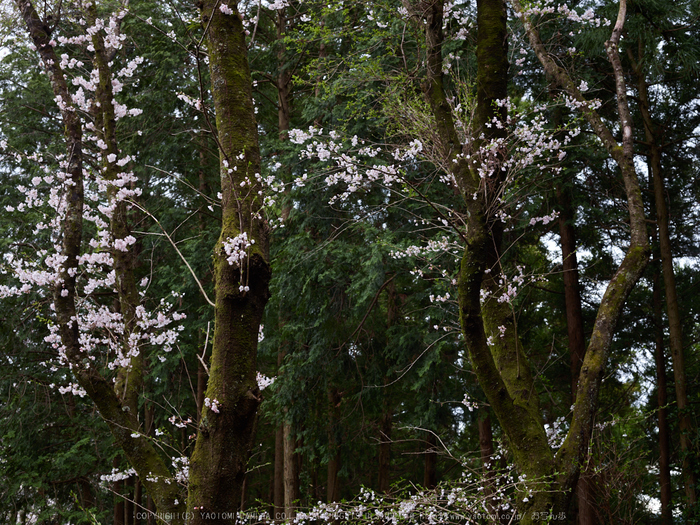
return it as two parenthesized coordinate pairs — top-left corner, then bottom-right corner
(2, 0), (269, 522)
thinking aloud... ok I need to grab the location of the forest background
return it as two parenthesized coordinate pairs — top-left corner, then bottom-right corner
(0, 0), (698, 523)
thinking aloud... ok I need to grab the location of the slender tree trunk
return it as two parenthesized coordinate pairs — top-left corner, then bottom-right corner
(653, 260), (674, 525)
(633, 52), (698, 511)
(124, 477), (134, 525)
(327, 388), (342, 503)
(147, 495), (155, 525)
(423, 431), (438, 489)
(79, 477), (94, 513)
(556, 186), (595, 525)
(277, 8), (292, 139)
(478, 412), (500, 522)
(134, 479), (142, 525)
(113, 458), (125, 525)
(274, 424), (285, 521)
(240, 476), (247, 512)
(283, 423), (299, 517)
(327, 452), (341, 503)
(556, 187), (586, 398)
(378, 408), (392, 493)
(196, 165), (210, 424)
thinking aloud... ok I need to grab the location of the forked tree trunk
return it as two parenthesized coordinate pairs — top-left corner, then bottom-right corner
(16, 0), (184, 519)
(412, 0), (650, 520)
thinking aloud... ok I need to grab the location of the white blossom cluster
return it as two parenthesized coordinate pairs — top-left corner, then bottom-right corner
(256, 371), (275, 391)
(518, 0), (611, 30)
(0, 10), (192, 395)
(172, 456), (189, 484)
(245, 468), (547, 525)
(204, 397), (221, 414)
(100, 467), (136, 483)
(223, 232), (254, 267)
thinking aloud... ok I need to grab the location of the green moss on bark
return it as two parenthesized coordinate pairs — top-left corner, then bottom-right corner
(186, 2), (271, 523)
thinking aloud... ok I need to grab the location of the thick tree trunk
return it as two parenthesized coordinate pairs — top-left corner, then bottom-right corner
(187, 2), (271, 523)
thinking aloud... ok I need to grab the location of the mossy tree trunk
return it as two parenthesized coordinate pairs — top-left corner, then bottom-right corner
(86, 2), (144, 418)
(511, 0), (650, 515)
(412, 0), (650, 520)
(16, 1), (186, 520)
(186, 1), (271, 523)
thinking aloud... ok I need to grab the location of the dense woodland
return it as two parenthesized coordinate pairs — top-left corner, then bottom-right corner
(0, 0), (699, 523)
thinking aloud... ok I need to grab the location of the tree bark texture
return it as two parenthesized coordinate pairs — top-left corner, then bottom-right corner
(413, 0), (650, 520)
(16, 0), (184, 519)
(187, 1), (271, 523)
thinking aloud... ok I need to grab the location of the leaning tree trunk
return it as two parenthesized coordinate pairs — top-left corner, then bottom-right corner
(186, 1), (271, 523)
